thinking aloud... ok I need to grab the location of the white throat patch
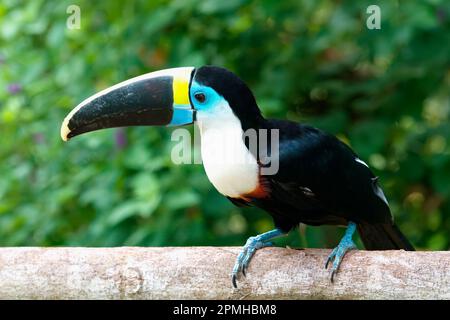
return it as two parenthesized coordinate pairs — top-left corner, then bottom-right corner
(196, 101), (259, 198)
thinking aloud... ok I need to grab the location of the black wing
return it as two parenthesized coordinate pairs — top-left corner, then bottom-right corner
(261, 120), (392, 228)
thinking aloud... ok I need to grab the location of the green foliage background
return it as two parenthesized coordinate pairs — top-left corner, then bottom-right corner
(0, 0), (449, 250)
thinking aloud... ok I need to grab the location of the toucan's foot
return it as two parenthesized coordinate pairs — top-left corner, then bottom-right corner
(231, 228), (285, 288)
(325, 222), (357, 282)
(231, 237), (273, 288)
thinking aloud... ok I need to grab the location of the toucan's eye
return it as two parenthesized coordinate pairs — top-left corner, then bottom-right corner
(194, 92), (206, 103)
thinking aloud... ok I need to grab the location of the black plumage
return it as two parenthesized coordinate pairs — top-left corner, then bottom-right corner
(259, 120), (413, 250)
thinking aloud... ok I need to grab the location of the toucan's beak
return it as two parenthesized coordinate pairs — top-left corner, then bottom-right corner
(60, 67), (195, 141)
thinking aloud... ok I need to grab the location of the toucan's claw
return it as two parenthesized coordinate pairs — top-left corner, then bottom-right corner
(330, 270), (337, 283)
(325, 241), (355, 282)
(231, 229), (284, 288)
(232, 274), (238, 289)
(325, 252), (334, 270)
(325, 222), (357, 282)
(231, 237), (272, 288)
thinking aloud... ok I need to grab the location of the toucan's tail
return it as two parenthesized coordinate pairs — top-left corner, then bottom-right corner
(357, 223), (415, 251)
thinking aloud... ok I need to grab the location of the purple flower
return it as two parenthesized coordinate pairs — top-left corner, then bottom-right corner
(115, 128), (127, 149)
(33, 133), (45, 144)
(437, 7), (447, 24)
(7, 83), (22, 95)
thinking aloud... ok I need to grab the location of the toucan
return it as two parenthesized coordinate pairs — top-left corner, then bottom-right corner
(61, 66), (414, 287)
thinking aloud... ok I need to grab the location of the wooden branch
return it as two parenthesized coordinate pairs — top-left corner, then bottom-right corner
(0, 247), (448, 299)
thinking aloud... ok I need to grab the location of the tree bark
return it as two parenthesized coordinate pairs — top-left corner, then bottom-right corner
(0, 247), (448, 299)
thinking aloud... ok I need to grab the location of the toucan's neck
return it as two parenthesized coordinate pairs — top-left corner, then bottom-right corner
(232, 102), (266, 133)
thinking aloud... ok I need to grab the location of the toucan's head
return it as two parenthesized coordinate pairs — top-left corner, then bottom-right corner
(60, 66), (263, 141)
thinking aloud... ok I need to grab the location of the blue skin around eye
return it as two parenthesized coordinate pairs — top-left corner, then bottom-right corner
(189, 81), (224, 113)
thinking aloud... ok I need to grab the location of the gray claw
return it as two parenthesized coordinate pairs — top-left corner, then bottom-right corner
(231, 238), (272, 288)
(330, 270), (336, 283)
(232, 274), (237, 288)
(325, 241), (355, 282)
(325, 256), (331, 269)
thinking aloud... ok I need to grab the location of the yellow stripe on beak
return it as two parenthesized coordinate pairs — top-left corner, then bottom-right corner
(172, 68), (192, 106)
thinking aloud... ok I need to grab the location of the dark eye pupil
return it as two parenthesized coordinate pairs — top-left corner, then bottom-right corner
(195, 93), (206, 103)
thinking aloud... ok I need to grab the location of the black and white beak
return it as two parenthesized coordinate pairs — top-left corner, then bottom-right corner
(60, 67), (195, 141)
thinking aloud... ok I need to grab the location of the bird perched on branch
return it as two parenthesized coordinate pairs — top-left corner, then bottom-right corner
(61, 66), (414, 287)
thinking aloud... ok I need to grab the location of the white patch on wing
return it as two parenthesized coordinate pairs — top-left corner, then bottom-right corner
(371, 177), (389, 205)
(374, 184), (389, 205)
(197, 100), (259, 198)
(355, 158), (369, 168)
(299, 186), (315, 197)
(356, 157), (389, 205)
